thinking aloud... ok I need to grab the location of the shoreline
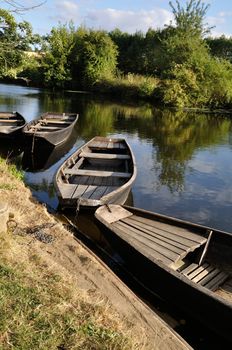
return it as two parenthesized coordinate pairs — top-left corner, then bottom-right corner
(0, 158), (192, 349)
(1, 78), (232, 114)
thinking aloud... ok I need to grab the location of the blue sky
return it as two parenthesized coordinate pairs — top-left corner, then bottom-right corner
(3, 0), (232, 36)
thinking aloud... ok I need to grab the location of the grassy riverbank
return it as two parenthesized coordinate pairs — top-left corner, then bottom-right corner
(0, 158), (138, 349)
(0, 157), (192, 350)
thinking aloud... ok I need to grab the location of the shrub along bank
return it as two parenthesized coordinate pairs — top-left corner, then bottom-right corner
(2, 1), (232, 109)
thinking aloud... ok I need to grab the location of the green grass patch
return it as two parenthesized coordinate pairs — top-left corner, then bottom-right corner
(0, 157), (24, 181)
(0, 183), (16, 190)
(0, 260), (134, 350)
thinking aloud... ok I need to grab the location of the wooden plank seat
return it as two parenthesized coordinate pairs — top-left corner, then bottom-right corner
(43, 117), (74, 121)
(101, 208), (208, 268)
(90, 141), (126, 149)
(41, 120), (72, 125)
(0, 119), (20, 123)
(28, 125), (63, 131)
(64, 169), (131, 178)
(181, 262), (228, 291)
(36, 126), (63, 130)
(0, 114), (14, 118)
(79, 152), (130, 160)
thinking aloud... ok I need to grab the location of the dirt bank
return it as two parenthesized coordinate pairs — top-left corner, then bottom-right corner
(0, 159), (192, 349)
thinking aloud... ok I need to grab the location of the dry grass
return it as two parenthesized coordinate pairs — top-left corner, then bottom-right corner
(0, 158), (141, 350)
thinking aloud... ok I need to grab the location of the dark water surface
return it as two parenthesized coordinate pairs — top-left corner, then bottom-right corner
(1, 83), (232, 231)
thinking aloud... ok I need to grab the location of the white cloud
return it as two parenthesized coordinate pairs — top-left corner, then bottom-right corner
(84, 8), (173, 33)
(50, 0), (80, 22)
(207, 15), (225, 26)
(218, 11), (232, 17)
(210, 29), (232, 38)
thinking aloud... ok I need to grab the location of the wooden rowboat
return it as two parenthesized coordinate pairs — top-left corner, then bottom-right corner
(55, 136), (137, 209)
(0, 112), (26, 138)
(22, 131), (76, 172)
(95, 204), (232, 340)
(23, 112), (78, 147)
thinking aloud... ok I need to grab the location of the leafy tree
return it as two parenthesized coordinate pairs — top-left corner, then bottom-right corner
(43, 23), (75, 88)
(206, 36), (232, 62)
(160, 0), (210, 72)
(73, 29), (118, 87)
(157, 0), (232, 108)
(169, 0), (211, 37)
(0, 9), (33, 77)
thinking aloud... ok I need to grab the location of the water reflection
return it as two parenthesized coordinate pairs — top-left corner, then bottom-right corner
(0, 138), (23, 160)
(0, 83), (232, 231)
(22, 129), (78, 172)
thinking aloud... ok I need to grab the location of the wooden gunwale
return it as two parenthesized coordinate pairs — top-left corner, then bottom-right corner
(22, 112), (78, 146)
(94, 204), (232, 341)
(0, 112), (26, 135)
(55, 136), (137, 208)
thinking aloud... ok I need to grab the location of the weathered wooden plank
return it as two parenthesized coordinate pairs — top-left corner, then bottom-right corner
(0, 119), (19, 122)
(92, 176), (104, 186)
(181, 263), (199, 276)
(114, 221), (181, 263)
(41, 120), (71, 125)
(103, 174), (114, 186)
(43, 117), (73, 121)
(226, 279), (232, 288)
(204, 272), (228, 291)
(89, 186), (108, 199)
(131, 215), (207, 245)
(191, 265), (215, 283)
(0, 113), (15, 118)
(71, 185), (89, 199)
(118, 220), (186, 255)
(96, 204), (132, 223)
(69, 157), (84, 171)
(107, 141), (114, 149)
(122, 217), (201, 249)
(59, 184), (77, 199)
(121, 218), (189, 253)
(79, 152), (130, 160)
(90, 141), (126, 149)
(89, 141), (104, 148)
(71, 175), (89, 185)
(198, 268), (221, 286)
(64, 169), (131, 178)
(82, 185), (98, 198)
(102, 186), (118, 196)
(111, 222), (174, 266)
(92, 141), (108, 148)
(222, 281), (232, 293)
(34, 126), (62, 131)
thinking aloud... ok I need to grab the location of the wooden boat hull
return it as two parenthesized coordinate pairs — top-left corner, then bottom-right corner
(95, 205), (232, 341)
(22, 130), (77, 172)
(57, 184), (131, 209)
(55, 137), (137, 210)
(23, 112), (78, 147)
(0, 112), (26, 138)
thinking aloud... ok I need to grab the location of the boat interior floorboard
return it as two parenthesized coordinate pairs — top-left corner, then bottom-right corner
(181, 262), (229, 291)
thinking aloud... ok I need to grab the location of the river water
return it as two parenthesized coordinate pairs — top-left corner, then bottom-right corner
(1, 82), (232, 232)
(1, 83), (232, 347)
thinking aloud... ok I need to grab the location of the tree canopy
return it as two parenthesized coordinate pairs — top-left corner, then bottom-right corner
(2, 1), (232, 109)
